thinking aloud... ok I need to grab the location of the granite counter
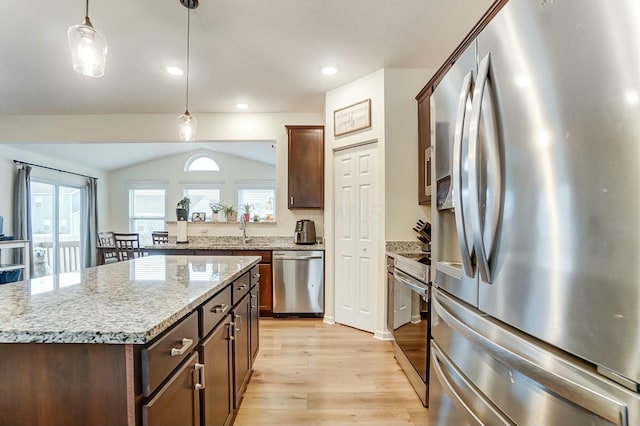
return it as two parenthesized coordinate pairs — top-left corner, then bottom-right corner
(0, 255), (260, 344)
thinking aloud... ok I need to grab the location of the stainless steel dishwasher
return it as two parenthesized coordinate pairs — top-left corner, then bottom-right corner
(272, 250), (324, 316)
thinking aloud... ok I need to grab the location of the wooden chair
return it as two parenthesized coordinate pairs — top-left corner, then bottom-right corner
(151, 231), (169, 245)
(97, 231), (118, 264)
(113, 233), (146, 262)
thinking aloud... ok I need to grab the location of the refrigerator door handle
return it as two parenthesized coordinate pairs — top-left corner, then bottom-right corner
(468, 53), (502, 283)
(452, 70), (476, 278)
(433, 290), (630, 426)
(431, 341), (513, 426)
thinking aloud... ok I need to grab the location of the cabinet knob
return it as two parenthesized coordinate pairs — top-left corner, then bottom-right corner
(235, 315), (243, 332)
(194, 363), (205, 390)
(212, 303), (229, 314)
(290, 196), (294, 205)
(170, 338), (193, 357)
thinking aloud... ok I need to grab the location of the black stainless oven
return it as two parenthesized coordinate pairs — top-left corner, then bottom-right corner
(387, 253), (431, 407)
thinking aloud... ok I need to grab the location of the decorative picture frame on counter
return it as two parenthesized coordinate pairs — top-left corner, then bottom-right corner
(333, 98), (371, 137)
(191, 212), (206, 222)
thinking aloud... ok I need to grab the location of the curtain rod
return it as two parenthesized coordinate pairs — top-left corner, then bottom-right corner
(13, 160), (97, 180)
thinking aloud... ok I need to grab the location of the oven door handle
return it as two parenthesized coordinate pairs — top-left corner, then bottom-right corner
(394, 270), (428, 296)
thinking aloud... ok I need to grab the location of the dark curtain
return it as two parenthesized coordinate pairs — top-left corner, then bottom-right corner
(13, 164), (32, 268)
(82, 177), (99, 268)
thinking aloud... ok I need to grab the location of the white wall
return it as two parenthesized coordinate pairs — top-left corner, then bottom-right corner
(0, 145), (109, 235)
(108, 148), (316, 237)
(384, 69), (433, 240)
(324, 68), (433, 337)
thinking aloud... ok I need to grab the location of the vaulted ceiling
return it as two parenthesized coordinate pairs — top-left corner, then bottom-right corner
(1, 1), (492, 170)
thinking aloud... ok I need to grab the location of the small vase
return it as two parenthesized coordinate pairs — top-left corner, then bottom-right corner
(243, 213), (250, 222)
(218, 211), (227, 222)
(176, 208), (188, 221)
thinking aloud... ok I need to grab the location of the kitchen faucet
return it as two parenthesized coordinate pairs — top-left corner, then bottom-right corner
(239, 215), (250, 244)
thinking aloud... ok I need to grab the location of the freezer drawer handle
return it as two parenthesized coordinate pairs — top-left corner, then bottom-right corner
(433, 291), (630, 426)
(431, 342), (513, 426)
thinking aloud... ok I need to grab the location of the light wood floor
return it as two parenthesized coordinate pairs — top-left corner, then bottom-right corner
(235, 318), (429, 426)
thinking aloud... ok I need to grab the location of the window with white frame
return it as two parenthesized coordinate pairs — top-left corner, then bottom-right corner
(237, 188), (276, 222)
(183, 187), (221, 220)
(184, 155), (220, 171)
(129, 188), (166, 245)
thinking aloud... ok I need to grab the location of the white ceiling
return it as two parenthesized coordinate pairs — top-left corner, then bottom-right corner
(0, 0), (492, 169)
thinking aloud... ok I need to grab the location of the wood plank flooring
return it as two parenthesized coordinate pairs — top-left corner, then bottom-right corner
(235, 318), (429, 426)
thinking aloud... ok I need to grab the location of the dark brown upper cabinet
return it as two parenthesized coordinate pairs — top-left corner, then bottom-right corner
(286, 125), (324, 209)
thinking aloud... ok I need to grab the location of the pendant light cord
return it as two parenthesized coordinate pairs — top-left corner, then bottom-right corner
(185, 8), (191, 113)
(85, 0), (89, 20)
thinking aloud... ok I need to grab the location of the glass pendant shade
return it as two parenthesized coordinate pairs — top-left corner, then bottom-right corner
(67, 19), (107, 77)
(178, 111), (197, 141)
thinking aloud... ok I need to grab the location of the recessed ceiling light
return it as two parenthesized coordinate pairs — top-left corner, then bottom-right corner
(166, 66), (184, 76)
(322, 66), (337, 76)
(236, 103), (249, 110)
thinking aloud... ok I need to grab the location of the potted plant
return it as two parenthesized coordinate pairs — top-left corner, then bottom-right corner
(222, 204), (237, 222)
(209, 202), (223, 222)
(241, 203), (252, 222)
(176, 197), (191, 221)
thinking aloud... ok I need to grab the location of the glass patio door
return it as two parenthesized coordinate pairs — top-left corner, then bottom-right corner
(30, 180), (86, 278)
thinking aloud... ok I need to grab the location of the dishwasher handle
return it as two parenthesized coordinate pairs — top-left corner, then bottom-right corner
(273, 255), (323, 260)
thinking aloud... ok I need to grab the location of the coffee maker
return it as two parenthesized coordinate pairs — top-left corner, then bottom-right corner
(294, 220), (316, 245)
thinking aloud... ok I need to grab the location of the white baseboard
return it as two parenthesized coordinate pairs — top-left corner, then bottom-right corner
(323, 315), (335, 325)
(374, 329), (394, 341)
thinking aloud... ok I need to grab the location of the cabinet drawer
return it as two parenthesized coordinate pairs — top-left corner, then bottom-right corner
(141, 310), (199, 397)
(232, 272), (251, 304)
(142, 351), (201, 426)
(200, 286), (232, 338)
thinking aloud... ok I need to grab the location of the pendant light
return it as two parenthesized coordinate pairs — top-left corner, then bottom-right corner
(67, 0), (107, 77)
(178, 0), (198, 141)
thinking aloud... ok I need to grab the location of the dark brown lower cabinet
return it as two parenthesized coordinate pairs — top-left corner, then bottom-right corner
(232, 293), (252, 409)
(250, 284), (260, 364)
(142, 351), (201, 426)
(257, 263), (272, 316)
(200, 316), (233, 426)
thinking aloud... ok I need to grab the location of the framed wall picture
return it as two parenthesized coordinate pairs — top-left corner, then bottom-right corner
(191, 212), (206, 222)
(333, 99), (371, 137)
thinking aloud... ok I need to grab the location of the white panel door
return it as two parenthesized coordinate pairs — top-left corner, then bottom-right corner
(334, 143), (379, 333)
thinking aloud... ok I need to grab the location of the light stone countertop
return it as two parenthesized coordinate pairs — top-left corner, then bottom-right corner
(0, 255), (260, 345)
(145, 236), (324, 252)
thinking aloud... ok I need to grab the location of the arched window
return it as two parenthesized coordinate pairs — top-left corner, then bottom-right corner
(184, 155), (220, 171)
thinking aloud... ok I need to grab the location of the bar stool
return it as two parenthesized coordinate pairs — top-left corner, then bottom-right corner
(97, 231), (118, 264)
(151, 231), (169, 245)
(113, 233), (146, 262)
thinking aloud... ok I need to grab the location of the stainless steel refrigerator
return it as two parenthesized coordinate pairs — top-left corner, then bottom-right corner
(430, 0), (640, 424)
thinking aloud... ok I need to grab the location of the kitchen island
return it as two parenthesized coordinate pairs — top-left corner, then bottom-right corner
(0, 254), (261, 426)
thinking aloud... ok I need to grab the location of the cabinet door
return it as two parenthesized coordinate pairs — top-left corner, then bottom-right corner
(286, 125), (324, 209)
(257, 263), (272, 316)
(142, 352), (201, 426)
(232, 294), (251, 409)
(200, 317), (233, 426)
(250, 284), (260, 364)
(417, 94), (431, 205)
